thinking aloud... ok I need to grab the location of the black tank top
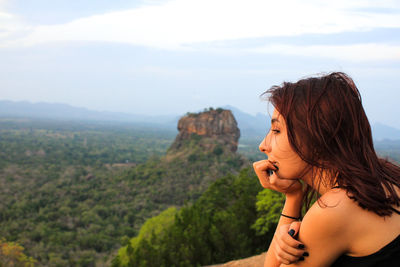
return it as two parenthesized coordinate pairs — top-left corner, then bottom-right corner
(331, 234), (400, 266)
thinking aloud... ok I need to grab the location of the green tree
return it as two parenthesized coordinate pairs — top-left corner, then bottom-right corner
(115, 167), (270, 267)
(251, 189), (285, 235)
(0, 238), (36, 267)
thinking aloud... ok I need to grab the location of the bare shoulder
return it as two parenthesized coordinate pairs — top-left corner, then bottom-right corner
(316, 187), (358, 215)
(284, 188), (353, 267)
(283, 187), (400, 266)
(302, 188), (354, 240)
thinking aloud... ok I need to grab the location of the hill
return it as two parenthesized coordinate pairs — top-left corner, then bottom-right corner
(0, 108), (246, 266)
(0, 100), (178, 128)
(1, 100), (398, 140)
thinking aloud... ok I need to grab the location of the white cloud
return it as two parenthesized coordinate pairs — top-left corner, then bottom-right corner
(247, 43), (400, 62)
(1, 0), (400, 62)
(131, 66), (195, 78)
(0, 0), (32, 42)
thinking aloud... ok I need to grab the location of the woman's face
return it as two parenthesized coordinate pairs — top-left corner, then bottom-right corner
(259, 109), (310, 180)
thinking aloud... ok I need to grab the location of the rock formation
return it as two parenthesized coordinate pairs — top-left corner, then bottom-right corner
(168, 108), (240, 153)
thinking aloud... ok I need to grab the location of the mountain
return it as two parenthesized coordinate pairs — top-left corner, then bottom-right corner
(222, 105), (269, 138)
(372, 122), (400, 141)
(0, 100), (178, 128)
(169, 108), (240, 153)
(0, 100), (267, 138)
(1, 100), (398, 141)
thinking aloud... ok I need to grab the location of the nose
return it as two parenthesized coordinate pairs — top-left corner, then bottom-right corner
(259, 131), (272, 154)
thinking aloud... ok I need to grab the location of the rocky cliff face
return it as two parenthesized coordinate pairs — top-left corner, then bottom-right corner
(168, 109), (240, 153)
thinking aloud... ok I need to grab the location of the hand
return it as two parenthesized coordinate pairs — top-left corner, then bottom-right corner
(253, 160), (303, 196)
(274, 221), (308, 265)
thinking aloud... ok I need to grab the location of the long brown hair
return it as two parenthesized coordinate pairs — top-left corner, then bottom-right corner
(263, 72), (400, 216)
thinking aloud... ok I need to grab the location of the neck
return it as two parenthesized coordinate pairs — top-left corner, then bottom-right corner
(301, 167), (336, 195)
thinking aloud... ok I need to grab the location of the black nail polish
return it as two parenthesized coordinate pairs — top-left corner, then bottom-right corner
(303, 252), (309, 257)
(298, 244), (305, 249)
(272, 163), (279, 171)
(288, 229), (295, 237)
(299, 256), (305, 261)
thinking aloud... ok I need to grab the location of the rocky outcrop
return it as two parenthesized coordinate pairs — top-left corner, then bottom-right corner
(168, 108), (240, 153)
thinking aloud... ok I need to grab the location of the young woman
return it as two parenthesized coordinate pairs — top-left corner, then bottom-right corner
(253, 72), (400, 266)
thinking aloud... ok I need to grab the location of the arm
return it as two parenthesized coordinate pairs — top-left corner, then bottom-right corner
(264, 193), (304, 267)
(253, 160), (305, 267)
(281, 194), (349, 267)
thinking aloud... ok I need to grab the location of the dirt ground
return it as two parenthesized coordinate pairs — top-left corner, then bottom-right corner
(204, 253), (266, 267)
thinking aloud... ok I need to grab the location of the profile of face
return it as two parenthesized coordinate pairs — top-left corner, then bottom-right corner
(259, 109), (310, 181)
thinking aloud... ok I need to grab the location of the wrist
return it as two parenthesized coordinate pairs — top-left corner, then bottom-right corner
(285, 191), (303, 203)
(280, 213), (301, 220)
(282, 194), (303, 220)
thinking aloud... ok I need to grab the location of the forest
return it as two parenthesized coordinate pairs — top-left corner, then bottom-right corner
(0, 117), (399, 266)
(0, 119), (177, 266)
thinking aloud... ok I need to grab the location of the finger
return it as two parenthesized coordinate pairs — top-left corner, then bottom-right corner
(252, 160), (275, 188)
(253, 160), (287, 188)
(275, 231), (305, 259)
(268, 170), (278, 185)
(284, 227), (305, 250)
(289, 221), (301, 237)
(253, 160), (275, 172)
(274, 241), (302, 265)
(276, 225), (306, 256)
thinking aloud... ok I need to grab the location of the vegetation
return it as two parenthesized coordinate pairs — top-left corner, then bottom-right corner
(0, 238), (36, 267)
(0, 118), (398, 266)
(237, 137), (267, 162)
(112, 138), (400, 266)
(0, 118), (245, 266)
(113, 168), (275, 267)
(0, 119), (177, 265)
(114, 207), (178, 266)
(185, 107), (225, 117)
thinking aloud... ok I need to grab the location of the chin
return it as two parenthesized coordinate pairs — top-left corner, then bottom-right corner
(276, 173), (298, 180)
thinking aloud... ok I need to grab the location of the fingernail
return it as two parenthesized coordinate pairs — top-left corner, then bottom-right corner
(298, 244), (305, 249)
(299, 256), (305, 261)
(288, 229), (295, 237)
(303, 252), (309, 257)
(272, 163), (279, 170)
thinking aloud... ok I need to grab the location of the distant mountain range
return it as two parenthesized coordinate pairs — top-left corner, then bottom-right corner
(0, 100), (399, 141)
(0, 100), (179, 129)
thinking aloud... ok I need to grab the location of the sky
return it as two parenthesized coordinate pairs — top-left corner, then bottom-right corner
(1, 0), (400, 128)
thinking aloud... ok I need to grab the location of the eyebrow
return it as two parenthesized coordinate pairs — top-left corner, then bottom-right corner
(271, 118), (280, 124)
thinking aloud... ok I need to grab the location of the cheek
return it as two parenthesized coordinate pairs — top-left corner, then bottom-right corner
(278, 158), (307, 179)
(274, 147), (307, 178)
(272, 137), (298, 162)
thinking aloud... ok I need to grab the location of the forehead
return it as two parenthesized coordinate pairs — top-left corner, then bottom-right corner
(272, 109), (280, 118)
(271, 109), (286, 127)
(272, 109), (282, 121)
